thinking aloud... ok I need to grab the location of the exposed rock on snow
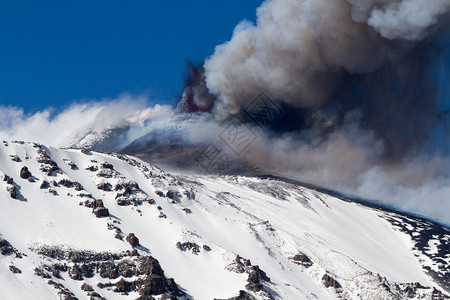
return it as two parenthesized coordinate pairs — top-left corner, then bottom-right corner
(0, 141), (449, 300)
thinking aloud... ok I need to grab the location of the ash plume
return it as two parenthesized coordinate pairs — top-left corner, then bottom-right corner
(178, 0), (450, 157)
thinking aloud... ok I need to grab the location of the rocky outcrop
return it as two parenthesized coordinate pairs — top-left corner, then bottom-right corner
(32, 246), (186, 299)
(94, 207), (110, 218)
(291, 252), (313, 268)
(36, 146), (60, 176)
(227, 255), (273, 298)
(126, 233), (140, 247)
(9, 265), (22, 274)
(6, 184), (17, 199)
(176, 242), (200, 255)
(40, 180), (50, 189)
(97, 182), (112, 191)
(3, 174), (13, 185)
(20, 166), (32, 179)
(0, 237), (22, 257)
(322, 274), (342, 289)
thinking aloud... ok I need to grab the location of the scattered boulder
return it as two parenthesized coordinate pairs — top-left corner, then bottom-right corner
(20, 166), (32, 179)
(73, 181), (84, 191)
(3, 174), (13, 185)
(176, 242), (200, 255)
(155, 190), (164, 197)
(81, 283), (94, 292)
(322, 274), (342, 289)
(94, 207), (110, 218)
(6, 185), (17, 199)
(58, 179), (74, 188)
(291, 252), (313, 268)
(81, 148), (91, 155)
(86, 165), (98, 172)
(101, 162), (114, 169)
(40, 180), (50, 189)
(97, 182), (112, 192)
(203, 245), (211, 252)
(10, 155), (21, 162)
(166, 190), (176, 199)
(9, 265), (21, 274)
(34, 267), (51, 279)
(68, 162), (78, 170)
(126, 233), (140, 247)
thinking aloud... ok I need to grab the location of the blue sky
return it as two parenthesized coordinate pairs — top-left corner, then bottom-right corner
(0, 1), (260, 113)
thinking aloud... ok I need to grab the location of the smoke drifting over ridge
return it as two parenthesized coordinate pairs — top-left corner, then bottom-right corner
(173, 0), (450, 224)
(2, 0), (450, 224)
(182, 0), (450, 157)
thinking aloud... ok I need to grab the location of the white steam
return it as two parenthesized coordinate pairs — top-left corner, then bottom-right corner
(0, 94), (172, 149)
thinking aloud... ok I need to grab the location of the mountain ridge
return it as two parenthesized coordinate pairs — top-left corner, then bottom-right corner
(0, 140), (448, 299)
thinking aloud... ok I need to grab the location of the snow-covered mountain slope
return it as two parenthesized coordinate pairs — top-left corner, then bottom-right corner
(0, 141), (448, 300)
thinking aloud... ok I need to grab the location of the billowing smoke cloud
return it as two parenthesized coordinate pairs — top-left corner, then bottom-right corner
(204, 0), (450, 111)
(191, 0), (450, 156)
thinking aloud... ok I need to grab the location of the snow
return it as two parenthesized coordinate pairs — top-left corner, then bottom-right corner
(0, 141), (448, 300)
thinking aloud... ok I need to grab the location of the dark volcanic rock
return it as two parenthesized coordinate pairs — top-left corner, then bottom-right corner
(97, 182), (112, 192)
(140, 256), (164, 277)
(322, 274), (342, 289)
(86, 165), (98, 172)
(49, 189), (58, 196)
(94, 207), (110, 218)
(166, 190), (176, 199)
(3, 174), (13, 185)
(126, 233), (140, 247)
(69, 264), (83, 280)
(176, 242), (200, 255)
(6, 185), (17, 199)
(0, 238), (20, 257)
(58, 179), (74, 188)
(10, 155), (21, 162)
(40, 180), (50, 189)
(292, 252), (313, 267)
(9, 265), (21, 274)
(140, 274), (166, 296)
(20, 166), (32, 179)
(114, 278), (133, 293)
(81, 283), (94, 292)
(101, 162), (114, 169)
(74, 181), (84, 191)
(34, 267), (52, 279)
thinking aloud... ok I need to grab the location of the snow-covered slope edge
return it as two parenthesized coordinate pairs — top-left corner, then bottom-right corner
(0, 141), (448, 300)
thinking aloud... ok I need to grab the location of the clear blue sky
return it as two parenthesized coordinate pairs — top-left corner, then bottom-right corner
(0, 1), (260, 113)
